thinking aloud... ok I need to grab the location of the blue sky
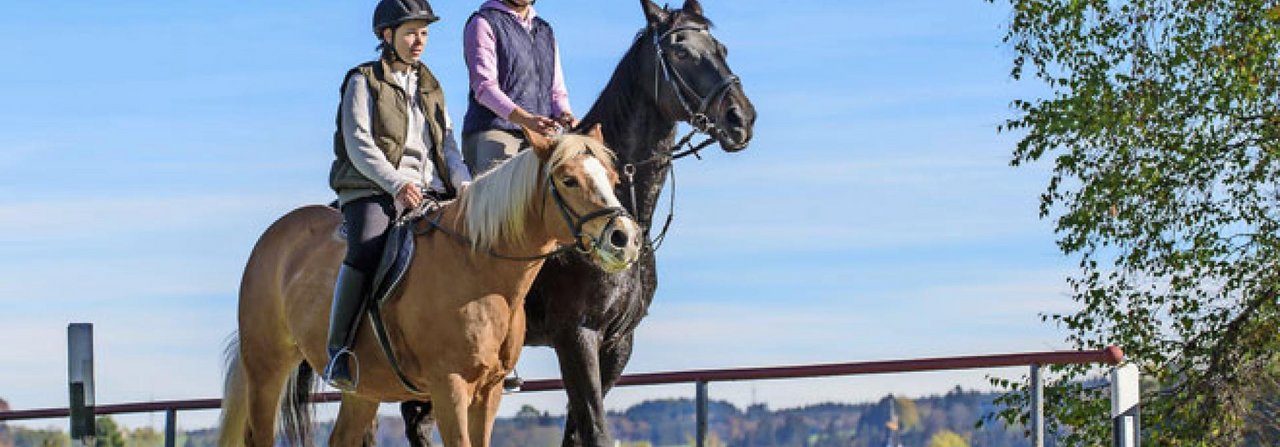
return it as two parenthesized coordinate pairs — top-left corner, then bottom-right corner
(0, 0), (1080, 431)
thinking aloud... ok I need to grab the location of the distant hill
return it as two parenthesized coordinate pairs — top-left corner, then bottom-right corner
(172, 388), (1032, 447)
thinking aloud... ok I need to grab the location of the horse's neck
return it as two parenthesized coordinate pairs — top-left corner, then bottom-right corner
(583, 80), (677, 225)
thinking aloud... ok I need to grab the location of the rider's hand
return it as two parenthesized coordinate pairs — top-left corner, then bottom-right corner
(396, 184), (423, 209)
(509, 108), (559, 136)
(556, 112), (579, 130)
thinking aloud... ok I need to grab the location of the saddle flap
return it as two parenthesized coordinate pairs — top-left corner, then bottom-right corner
(371, 224), (413, 307)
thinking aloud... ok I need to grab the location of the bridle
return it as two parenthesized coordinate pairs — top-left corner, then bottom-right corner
(652, 25), (740, 144)
(618, 21), (744, 250)
(650, 23), (743, 155)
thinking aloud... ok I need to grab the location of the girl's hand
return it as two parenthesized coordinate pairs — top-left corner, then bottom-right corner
(396, 184), (423, 209)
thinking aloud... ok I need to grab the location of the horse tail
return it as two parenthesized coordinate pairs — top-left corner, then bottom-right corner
(279, 360), (317, 446)
(217, 333), (249, 447)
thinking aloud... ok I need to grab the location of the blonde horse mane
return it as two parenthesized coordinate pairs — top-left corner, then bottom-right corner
(458, 134), (616, 252)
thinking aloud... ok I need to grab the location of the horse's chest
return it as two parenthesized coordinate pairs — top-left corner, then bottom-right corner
(405, 294), (521, 369)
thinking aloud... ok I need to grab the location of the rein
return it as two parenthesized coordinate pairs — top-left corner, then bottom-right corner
(418, 209), (574, 262)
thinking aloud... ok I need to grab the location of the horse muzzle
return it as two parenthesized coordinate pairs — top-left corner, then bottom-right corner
(588, 214), (642, 273)
(715, 96), (756, 152)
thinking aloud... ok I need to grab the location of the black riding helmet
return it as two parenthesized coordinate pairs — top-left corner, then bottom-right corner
(372, 0), (440, 36)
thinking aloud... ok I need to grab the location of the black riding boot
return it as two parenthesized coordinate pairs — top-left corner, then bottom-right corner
(324, 264), (370, 391)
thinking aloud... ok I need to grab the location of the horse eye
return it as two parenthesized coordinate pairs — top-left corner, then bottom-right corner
(675, 48), (692, 59)
(562, 177), (580, 188)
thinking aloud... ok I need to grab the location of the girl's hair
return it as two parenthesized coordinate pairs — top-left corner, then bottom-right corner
(375, 24), (391, 55)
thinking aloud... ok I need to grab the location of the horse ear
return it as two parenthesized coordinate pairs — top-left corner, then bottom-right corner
(681, 0), (703, 17)
(521, 125), (555, 161)
(641, 0), (667, 25)
(586, 123), (605, 145)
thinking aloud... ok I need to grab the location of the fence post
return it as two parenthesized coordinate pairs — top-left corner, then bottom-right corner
(1111, 363), (1140, 447)
(68, 323), (96, 447)
(696, 380), (708, 447)
(165, 408), (177, 447)
(1030, 363), (1044, 447)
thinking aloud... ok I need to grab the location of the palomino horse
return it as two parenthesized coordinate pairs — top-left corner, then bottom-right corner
(217, 128), (642, 447)
(401, 0), (757, 445)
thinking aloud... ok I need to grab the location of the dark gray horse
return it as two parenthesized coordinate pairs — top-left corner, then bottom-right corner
(400, 0), (756, 445)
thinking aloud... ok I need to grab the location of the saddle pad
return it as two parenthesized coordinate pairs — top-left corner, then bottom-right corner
(371, 220), (415, 307)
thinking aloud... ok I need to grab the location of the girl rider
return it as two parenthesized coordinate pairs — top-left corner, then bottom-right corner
(324, 0), (471, 390)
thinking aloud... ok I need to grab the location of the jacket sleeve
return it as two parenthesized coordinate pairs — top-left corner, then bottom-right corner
(464, 15), (520, 120)
(550, 41), (572, 117)
(440, 110), (473, 189)
(341, 73), (408, 196)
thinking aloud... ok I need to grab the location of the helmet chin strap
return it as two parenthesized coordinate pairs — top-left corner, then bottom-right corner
(382, 38), (415, 67)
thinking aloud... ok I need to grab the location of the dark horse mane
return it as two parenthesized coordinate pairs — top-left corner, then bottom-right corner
(574, 8), (713, 222)
(579, 9), (713, 126)
(577, 40), (647, 141)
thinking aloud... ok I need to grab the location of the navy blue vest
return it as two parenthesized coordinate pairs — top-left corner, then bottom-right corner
(462, 8), (557, 136)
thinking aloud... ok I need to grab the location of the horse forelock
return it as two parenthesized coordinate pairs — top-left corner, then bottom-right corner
(548, 134), (616, 175)
(458, 135), (616, 252)
(669, 5), (714, 30)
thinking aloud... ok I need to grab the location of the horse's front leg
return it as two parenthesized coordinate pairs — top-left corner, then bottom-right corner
(467, 380), (506, 447)
(555, 328), (610, 447)
(599, 333), (636, 398)
(330, 393), (380, 447)
(400, 400), (437, 447)
(428, 373), (475, 447)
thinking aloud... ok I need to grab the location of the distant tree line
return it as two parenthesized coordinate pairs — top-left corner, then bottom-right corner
(4, 389), (1035, 447)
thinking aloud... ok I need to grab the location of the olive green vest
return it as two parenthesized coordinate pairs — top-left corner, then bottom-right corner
(329, 59), (456, 197)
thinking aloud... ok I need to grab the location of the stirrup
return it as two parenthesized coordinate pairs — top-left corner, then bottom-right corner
(324, 348), (360, 391)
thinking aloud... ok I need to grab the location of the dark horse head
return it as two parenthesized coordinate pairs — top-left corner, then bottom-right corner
(638, 0), (756, 151)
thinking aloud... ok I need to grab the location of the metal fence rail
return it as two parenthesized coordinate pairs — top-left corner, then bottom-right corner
(0, 346), (1130, 447)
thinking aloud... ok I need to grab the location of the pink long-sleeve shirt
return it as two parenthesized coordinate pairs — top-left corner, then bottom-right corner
(463, 0), (572, 120)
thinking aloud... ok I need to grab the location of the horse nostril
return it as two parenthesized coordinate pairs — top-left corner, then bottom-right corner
(609, 229), (630, 249)
(725, 106), (745, 128)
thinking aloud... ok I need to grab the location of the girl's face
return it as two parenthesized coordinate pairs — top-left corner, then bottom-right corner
(384, 20), (429, 61)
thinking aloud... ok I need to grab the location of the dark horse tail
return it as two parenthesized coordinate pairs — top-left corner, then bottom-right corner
(281, 360), (317, 446)
(217, 333), (316, 447)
